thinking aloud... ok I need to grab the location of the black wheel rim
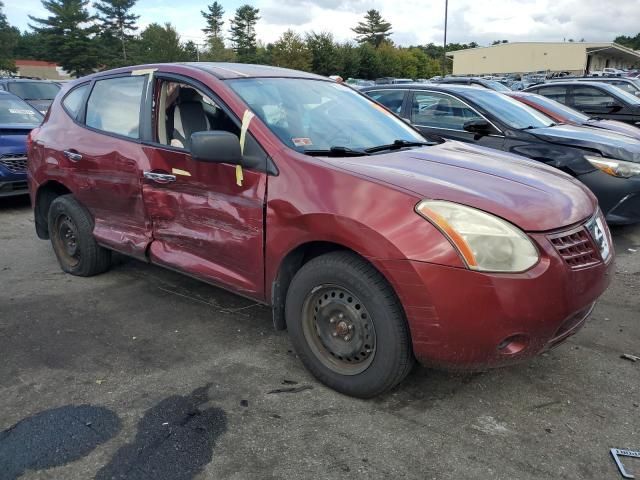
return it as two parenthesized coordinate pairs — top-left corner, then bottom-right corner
(53, 214), (81, 268)
(301, 284), (377, 375)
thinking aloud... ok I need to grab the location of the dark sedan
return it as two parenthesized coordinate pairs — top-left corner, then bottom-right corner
(434, 77), (512, 92)
(524, 81), (640, 126)
(548, 76), (640, 96)
(0, 91), (43, 197)
(363, 84), (640, 224)
(507, 91), (640, 140)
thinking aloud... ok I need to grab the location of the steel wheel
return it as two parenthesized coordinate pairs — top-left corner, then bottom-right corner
(301, 284), (377, 375)
(52, 214), (81, 268)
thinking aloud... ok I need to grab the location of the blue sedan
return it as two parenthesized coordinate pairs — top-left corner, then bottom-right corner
(0, 91), (43, 198)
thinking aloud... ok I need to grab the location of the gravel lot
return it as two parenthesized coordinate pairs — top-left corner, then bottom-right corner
(1, 195), (639, 480)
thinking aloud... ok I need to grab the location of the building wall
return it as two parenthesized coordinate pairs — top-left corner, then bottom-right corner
(449, 43), (605, 75)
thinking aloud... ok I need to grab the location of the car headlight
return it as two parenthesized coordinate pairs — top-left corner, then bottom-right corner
(585, 155), (640, 178)
(416, 200), (539, 272)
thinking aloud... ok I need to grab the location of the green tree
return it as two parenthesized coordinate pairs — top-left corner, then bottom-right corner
(376, 42), (401, 77)
(29, 0), (99, 77)
(14, 30), (50, 60)
(183, 40), (199, 61)
(201, 2), (224, 42)
(0, 1), (20, 72)
(271, 29), (311, 71)
(615, 33), (640, 50)
(335, 42), (360, 79)
(357, 42), (382, 79)
(94, 0), (139, 63)
(135, 23), (185, 63)
(229, 4), (260, 62)
(306, 31), (338, 76)
(352, 9), (392, 48)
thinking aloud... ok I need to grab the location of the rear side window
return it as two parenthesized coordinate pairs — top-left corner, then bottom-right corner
(367, 90), (405, 114)
(86, 76), (146, 139)
(411, 91), (484, 130)
(572, 86), (617, 108)
(62, 84), (89, 120)
(537, 86), (568, 104)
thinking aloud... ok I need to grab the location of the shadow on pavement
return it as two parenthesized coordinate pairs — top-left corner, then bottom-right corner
(95, 385), (227, 480)
(0, 405), (121, 480)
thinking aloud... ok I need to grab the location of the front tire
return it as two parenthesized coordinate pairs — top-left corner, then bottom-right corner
(285, 251), (414, 398)
(48, 195), (111, 277)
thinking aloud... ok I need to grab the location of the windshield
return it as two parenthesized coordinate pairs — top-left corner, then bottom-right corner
(467, 89), (555, 129)
(7, 82), (61, 100)
(484, 80), (511, 92)
(608, 84), (640, 105)
(523, 94), (589, 123)
(0, 96), (43, 125)
(227, 78), (425, 153)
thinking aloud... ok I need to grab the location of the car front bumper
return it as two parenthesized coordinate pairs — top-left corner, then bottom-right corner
(375, 227), (614, 371)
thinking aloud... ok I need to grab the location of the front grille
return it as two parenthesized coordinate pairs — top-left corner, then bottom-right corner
(0, 153), (27, 173)
(548, 226), (600, 269)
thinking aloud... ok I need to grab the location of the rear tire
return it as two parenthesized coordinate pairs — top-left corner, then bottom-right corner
(48, 195), (111, 277)
(285, 251), (414, 398)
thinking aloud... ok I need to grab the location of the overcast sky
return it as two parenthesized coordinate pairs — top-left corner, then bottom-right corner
(5, 0), (640, 48)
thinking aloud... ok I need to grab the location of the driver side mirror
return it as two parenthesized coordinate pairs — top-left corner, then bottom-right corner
(463, 119), (494, 136)
(190, 131), (243, 165)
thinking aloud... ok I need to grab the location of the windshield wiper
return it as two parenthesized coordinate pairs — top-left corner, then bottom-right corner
(364, 139), (432, 154)
(302, 146), (370, 157)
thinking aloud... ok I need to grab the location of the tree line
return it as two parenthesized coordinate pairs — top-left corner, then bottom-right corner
(2, 1), (637, 80)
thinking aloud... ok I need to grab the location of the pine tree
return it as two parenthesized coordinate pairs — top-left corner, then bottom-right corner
(229, 5), (260, 62)
(29, 0), (98, 77)
(201, 2), (224, 42)
(0, 1), (20, 73)
(94, 0), (139, 63)
(352, 9), (392, 48)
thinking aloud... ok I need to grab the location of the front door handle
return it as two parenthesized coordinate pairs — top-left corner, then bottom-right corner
(143, 171), (177, 184)
(63, 150), (82, 162)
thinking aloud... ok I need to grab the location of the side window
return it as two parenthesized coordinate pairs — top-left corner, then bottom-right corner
(367, 90), (405, 114)
(572, 86), (618, 108)
(537, 86), (568, 104)
(411, 91), (483, 130)
(155, 79), (240, 150)
(610, 81), (636, 94)
(62, 84), (89, 120)
(86, 76), (146, 139)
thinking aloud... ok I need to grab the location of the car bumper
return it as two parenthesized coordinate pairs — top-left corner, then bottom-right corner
(0, 180), (29, 197)
(375, 230), (614, 370)
(578, 170), (640, 225)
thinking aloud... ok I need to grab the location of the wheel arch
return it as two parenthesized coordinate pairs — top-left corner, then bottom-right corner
(270, 240), (403, 332)
(34, 181), (73, 239)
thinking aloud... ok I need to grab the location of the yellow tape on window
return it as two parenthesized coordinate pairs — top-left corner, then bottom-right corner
(237, 110), (255, 186)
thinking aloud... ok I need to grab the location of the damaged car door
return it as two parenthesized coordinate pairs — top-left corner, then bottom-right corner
(141, 74), (268, 298)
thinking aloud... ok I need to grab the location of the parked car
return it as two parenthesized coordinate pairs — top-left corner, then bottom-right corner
(548, 76), (640, 96)
(362, 84), (640, 224)
(29, 63), (613, 397)
(525, 81), (640, 125)
(507, 91), (640, 140)
(0, 91), (43, 198)
(589, 68), (624, 77)
(509, 80), (543, 91)
(0, 78), (61, 114)
(434, 76), (512, 92)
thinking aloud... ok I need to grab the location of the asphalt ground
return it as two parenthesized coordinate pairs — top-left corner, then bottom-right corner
(1, 194), (639, 480)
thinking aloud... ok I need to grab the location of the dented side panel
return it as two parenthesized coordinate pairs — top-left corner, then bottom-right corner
(142, 146), (266, 299)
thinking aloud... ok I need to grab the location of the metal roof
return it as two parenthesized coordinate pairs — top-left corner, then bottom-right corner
(188, 63), (327, 80)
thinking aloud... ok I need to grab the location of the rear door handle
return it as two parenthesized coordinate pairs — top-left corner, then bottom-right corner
(63, 150), (82, 162)
(143, 171), (177, 183)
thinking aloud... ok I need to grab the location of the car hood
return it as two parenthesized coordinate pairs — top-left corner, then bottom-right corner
(585, 119), (640, 141)
(529, 124), (640, 162)
(0, 124), (32, 153)
(322, 141), (596, 232)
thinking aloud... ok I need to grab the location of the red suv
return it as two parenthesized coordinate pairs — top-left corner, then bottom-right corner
(28, 63), (614, 397)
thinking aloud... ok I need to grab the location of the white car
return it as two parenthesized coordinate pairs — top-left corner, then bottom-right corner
(590, 68), (625, 77)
